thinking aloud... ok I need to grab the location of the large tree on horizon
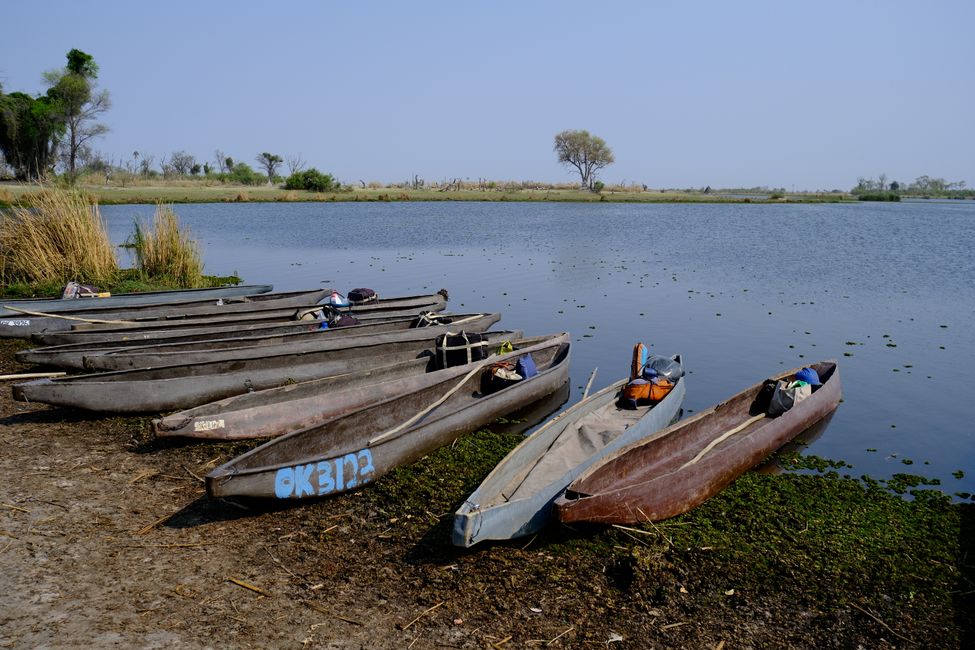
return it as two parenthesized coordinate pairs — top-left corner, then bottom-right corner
(553, 129), (615, 190)
(44, 48), (111, 178)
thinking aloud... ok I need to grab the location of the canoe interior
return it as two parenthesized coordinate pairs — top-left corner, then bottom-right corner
(484, 362), (684, 509)
(217, 336), (570, 474)
(566, 361), (838, 498)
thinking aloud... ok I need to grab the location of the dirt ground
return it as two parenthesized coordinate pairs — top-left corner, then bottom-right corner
(0, 340), (968, 649)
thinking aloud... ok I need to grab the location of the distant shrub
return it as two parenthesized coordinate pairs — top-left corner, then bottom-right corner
(284, 168), (339, 192)
(769, 192), (784, 200)
(592, 181), (605, 193)
(228, 163), (264, 186)
(858, 193), (901, 202)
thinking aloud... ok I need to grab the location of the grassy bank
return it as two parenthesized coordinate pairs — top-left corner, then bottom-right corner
(0, 182), (853, 206)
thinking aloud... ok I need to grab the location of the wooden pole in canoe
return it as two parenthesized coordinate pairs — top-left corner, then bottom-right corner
(1, 305), (134, 325)
(0, 371), (67, 381)
(581, 367), (598, 400)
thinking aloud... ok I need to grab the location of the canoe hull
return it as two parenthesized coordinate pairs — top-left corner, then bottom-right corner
(20, 313), (494, 371)
(555, 361), (842, 525)
(12, 329), (521, 413)
(205, 335), (571, 500)
(83, 313), (499, 371)
(1, 289), (328, 339)
(0, 284), (272, 318)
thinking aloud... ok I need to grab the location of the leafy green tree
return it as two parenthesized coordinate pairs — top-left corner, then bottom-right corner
(284, 168), (339, 192)
(256, 152), (283, 183)
(553, 129), (615, 190)
(44, 49), (111, 178)
(0, 89), (64, 180)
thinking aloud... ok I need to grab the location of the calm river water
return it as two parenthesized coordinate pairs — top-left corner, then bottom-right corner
(101, 200), (975, 495)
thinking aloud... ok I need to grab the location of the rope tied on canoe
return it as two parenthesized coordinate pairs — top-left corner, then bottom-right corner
(678, 413), (767, 470)
(367, 362), (487, 446)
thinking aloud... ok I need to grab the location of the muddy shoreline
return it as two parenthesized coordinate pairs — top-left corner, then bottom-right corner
(1, 339), (971, 648)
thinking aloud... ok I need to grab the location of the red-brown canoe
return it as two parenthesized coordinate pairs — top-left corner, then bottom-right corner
(554, 360), (841, 525)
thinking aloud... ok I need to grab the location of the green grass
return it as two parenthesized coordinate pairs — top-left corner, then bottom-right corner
(1, 182), (854, 205)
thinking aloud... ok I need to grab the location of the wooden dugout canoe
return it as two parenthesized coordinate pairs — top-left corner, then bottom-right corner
(31, 300), (446, 346)
(82, 312), (500, 371)
(554, 360), (841, 525)
(68, 291), (447, 331)
(0, 288), (331, 339)
(18, 312), (495, 371)
(0, 284), (272, 318)
(452, 356), (685, 547)
(12, 329), (521, 413)
(153, 333), (554, 440)
(205, 333), (571, 500)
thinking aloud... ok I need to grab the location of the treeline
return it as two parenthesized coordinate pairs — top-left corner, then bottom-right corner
(853, 174), (973, 199)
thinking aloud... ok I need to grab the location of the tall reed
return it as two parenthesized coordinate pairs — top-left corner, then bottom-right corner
(0, 188), (118, 286)
(132, 204), (204, 287)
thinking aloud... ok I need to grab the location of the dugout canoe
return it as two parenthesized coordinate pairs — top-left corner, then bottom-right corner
(19, 312), (496, 371)
(83, 312), (500, 371)
(12, 329), (522, 413)
(205, 333), (571, 500)
(0, 288), (331, 339)
(32, 299), (447, 346)
(0, 284), (272, 318)
(554, 360), (841, 526)
(154, 333), (554, 440)
(452, 356), (685, 547)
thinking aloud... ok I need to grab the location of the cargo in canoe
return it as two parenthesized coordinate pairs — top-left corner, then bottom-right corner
(19, 312), (496, 371)
(554, 360), (841, 525)
(0, 284), (272, 318)
(452, 355), (685, 547)
(153, 333), (556, 440)
(205, 333), (571, 500)
(12, 329), (522, 413)
(1, 288), (332, 339)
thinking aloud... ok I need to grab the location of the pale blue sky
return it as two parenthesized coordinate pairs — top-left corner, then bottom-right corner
(1, 1), (972, 190)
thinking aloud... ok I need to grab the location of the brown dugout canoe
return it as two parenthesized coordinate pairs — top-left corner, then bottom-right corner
(31, 293), (447, 345)
(12, 329), (521, 413)
(0, 284), (272, 318)
(82, 312), (499, 371)
(18, 312), (493, 371)
(154, 333), (554, 440)
(554, 360), (841, 525)
(205, 333), (570, 500)
(1, 288), (331, 339)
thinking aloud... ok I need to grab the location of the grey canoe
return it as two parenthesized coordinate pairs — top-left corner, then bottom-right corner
(83, 313), (500, 371)
(12, 329), (522, 413)
(0, 288), (332, 339)
(0, 284), (272, 318)
(153, 333), (556, 440)
(205, 333), (571, 500)
(554, 361), (841, 525)
(452, 356), (685, 547)
(31, 299), (447, 346)
(19, 312), (495, 371)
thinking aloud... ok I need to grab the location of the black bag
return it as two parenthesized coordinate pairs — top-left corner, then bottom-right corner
(348, 288), (378, 305)
(330, 313), (361, 328)
(749, 379), (779, 416)
(436, 332), (487, 369)
(480, 361), (523, 394)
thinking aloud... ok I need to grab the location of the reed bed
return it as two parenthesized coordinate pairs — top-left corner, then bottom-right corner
(0, 188), (118, 286)
(131, 204), (204, 287)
